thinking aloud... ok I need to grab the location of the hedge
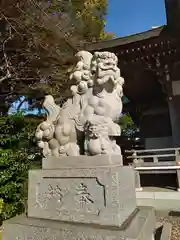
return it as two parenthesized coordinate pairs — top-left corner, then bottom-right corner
(0, 113), (42, 222)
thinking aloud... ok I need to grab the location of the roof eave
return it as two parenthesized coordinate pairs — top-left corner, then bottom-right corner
(86, 25), (166, 51)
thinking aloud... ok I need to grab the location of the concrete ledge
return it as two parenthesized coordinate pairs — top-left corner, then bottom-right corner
(136, 191), (180, 212)
(136, 166), (180, 170)
(136, 191), (155, 199)
(154, 192), (180, 200)
(137, 198), (180, 211)
(136, 191), (180, 200)
(136, 191), (180, 211)
(135, 187), (143, 191)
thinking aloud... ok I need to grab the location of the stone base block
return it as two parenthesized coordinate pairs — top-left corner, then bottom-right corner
(42, 155), (123, 169)
(3, 207), (155, 240)
(28, 165), (136, 227)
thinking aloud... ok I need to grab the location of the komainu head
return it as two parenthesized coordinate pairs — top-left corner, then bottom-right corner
(91, 51), (121, 86)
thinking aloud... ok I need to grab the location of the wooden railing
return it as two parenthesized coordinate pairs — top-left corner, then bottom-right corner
(125, 148), (180, 165)
(125, 148), (180, 191)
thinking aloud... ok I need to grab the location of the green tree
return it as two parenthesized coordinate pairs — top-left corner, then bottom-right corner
(0, 0), (110, 113)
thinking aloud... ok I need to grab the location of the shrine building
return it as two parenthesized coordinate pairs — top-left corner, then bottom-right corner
(86, 0), (180, 150)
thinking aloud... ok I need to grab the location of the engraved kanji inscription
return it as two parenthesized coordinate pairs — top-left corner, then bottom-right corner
(46, 184), (64, 203)
(76, 182), (94, 207)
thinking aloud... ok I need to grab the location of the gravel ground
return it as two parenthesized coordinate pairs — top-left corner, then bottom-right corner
(156, 216), (180, 240)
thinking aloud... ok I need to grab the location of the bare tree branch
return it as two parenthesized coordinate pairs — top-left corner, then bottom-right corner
(0, 0), (109, 114)
(29, 0), (78, 51)
(0, 26), (12, 83)
(17, 96), (27, 111)
(0, 11), (22, 35)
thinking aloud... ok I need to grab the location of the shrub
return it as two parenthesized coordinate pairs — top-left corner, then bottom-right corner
(0, 112), (41, 221)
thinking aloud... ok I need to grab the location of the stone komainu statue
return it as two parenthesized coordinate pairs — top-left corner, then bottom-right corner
(35, 51), (124, 157)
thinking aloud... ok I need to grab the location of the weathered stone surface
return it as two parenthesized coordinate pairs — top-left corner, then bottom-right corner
(3, 207), (155, 240)
(42, 154), (123, 169)
(28, 165), (136, 227)
(35, 51), (124, 157)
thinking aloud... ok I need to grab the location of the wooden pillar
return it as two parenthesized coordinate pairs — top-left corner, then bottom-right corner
(176, 169), (180, 191)
(168, 97), (180, 147)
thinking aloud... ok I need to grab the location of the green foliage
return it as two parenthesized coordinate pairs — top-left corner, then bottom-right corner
(0, 112), (41, 221)
(119, 113), (138, 137)
(0, 0), (110, 110)
(71, 0), (109, 41)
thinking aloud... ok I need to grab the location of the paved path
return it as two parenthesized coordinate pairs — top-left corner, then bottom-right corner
(137, 187), (180, 212)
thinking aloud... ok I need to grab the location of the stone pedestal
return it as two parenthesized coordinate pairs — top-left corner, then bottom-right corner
(2, 155), (156, 239)
(3, 207), (155, 240)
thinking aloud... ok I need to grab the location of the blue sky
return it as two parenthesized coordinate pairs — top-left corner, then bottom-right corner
(8, 96), (44, 115)
(105, 0), (167, 37)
